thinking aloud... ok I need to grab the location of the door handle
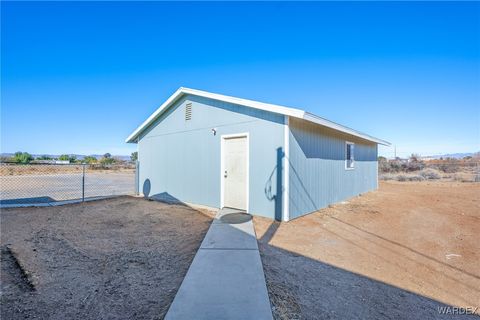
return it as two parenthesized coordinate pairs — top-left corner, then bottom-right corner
(224, 170), (228, 178)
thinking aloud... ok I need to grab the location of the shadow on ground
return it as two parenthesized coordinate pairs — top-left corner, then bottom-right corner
(257, 222), (478, 320)
(0, 196), (57, 205)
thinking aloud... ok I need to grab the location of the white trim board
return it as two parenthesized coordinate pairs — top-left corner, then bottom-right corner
(125, 87), (390, 146)
(283, 116), (290, 222)
(220, 132), (250, 212)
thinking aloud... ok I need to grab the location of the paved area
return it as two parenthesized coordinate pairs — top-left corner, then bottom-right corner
(165, 208), (273, 320)
(0, 172), (134, 206)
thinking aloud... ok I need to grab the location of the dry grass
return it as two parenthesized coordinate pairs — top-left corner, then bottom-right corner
(0, 164), (135, 176)
(380, 168), (479, 183)
(379, 157), (480, 183)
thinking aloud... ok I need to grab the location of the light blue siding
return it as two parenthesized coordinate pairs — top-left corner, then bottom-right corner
(288, 117), (378, 219)
(137, 94), (380, 221)
(138, 94), (284, 219)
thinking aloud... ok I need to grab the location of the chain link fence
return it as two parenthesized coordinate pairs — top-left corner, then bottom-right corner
(0, 164), (137, 206)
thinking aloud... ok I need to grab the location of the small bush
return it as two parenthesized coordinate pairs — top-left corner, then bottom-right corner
(453, 173), (473, 183)
(408, 175), (425, 181)
(379, 161), (392, 173)
(386, 173), (425, 182)
(436, 163), (459, 173)
(405, 161), (425, 172)
(419, 168), (441, 180)
(379, 174), (394, 181)
(100, 157), (115, 166)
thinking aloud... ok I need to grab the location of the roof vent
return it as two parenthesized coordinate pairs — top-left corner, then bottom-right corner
(185, 103), (192, 121)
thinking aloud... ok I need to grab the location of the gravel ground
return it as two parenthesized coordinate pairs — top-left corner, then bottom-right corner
(255, 181), (480, 319)
(0, 196), (214, 320)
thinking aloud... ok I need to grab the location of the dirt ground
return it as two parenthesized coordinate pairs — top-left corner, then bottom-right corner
(0, 196), (213, 320)
(255, 181), (480, 319)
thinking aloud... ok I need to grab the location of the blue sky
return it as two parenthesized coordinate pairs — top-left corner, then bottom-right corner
(2, 2), (479, 158)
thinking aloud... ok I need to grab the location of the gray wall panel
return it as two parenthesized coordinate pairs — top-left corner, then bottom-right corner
(288, 117), (378, 219)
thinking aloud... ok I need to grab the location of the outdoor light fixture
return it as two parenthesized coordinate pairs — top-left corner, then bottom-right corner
(211, 128), (217, 136)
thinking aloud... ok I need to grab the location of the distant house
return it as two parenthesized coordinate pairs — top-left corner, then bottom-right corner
(126, 88), (390, 221)
(31, 160), (70, 165)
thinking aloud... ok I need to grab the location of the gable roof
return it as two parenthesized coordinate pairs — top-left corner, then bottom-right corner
(126, 87), (390, 146)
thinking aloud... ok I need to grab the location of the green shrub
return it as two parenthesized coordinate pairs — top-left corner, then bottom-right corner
(13, 152), (33, 164)
(100, 157), (115, 166)
(83, 156), (97, 164)
(58, 154), (77, 163)
(131, 151), (138, 162)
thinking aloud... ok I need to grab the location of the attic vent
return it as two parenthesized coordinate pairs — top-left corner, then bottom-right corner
(185, 103), (192, 121)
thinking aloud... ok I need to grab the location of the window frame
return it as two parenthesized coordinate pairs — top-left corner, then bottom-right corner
(345, 141), (355, 170)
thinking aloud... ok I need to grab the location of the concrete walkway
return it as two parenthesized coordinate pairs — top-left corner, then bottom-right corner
(165, 208), (273, 320)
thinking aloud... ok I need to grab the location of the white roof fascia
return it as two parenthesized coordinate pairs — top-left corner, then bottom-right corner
(181, 87), (306, 119)
(126, 87), (390, 146)
(125, 87), (304, 143)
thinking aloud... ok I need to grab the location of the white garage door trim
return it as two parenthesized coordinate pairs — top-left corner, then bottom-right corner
(220, 132), (250, 212)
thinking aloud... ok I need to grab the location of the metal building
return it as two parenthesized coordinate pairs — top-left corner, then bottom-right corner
(126, 88), (390, 221)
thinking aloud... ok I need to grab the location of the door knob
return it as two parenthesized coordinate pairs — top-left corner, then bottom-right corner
(224, 170), (228, 178)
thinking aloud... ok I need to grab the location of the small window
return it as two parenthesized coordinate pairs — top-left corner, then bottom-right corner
(185, 103), (192, 121)
(345, 141), (354, 169)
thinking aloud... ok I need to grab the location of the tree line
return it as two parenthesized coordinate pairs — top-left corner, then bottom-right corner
(1, 151), (138, 164)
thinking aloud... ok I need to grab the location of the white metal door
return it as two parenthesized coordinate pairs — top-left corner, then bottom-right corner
(223, 136), (248, 210)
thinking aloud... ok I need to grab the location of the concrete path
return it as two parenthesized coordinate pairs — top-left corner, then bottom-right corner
(165, 208), (273, 320)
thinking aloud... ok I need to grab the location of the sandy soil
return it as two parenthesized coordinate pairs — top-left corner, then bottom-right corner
(255, 181), (480, 319)
(1, 196), (214, 320)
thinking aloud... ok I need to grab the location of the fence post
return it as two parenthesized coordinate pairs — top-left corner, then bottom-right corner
(82, 164), (85, 202)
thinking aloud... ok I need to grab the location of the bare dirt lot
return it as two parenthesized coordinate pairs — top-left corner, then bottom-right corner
(255, 181), (480, 319)
(1, 196), (213, 320)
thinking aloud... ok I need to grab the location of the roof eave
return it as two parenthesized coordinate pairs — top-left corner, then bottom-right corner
(125, 87), (305, 143)
(125, 87), (186, 143)
(125, 87), (391, 147)
(303, 112), (391, 146)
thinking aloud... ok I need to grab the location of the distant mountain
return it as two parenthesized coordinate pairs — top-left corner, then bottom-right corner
(422, 152), (478, 160)
(1, 153), (131, 161)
